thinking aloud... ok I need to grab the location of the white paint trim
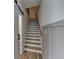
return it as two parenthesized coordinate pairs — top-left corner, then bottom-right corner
(42, 18), (64, 26)
(18, 15), (23, 54)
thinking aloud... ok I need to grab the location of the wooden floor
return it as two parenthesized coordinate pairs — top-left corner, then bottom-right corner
(20, 52), (42, 59)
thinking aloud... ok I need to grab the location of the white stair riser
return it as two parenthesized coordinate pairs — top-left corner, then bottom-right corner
(25, 37), (40, 39)
(26, 34), (40, 37)
(24, 44), (42, 48)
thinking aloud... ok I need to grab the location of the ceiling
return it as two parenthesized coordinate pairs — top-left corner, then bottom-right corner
(21, 0), (40, 8)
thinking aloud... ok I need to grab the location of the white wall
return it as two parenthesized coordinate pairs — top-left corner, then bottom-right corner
(38, 0), (64, 26)
(21, 0), (40, 8)
(42, 20), (64, 59)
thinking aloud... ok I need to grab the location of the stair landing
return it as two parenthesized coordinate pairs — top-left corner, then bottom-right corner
(20, 52), (42, 59)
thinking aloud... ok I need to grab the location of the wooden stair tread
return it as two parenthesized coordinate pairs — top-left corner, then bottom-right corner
(24, 48), (42, 54)
(27, 31), (40, 33)
(26, 34), (40, 37)
(24, 46), (41, 50)
(25, 37), (40, 39)
(28, 29), (39, 31)
(25, 42), (41, 45)
(25, 40), (41, 43)
(25, 39), (40, 41)
(24, 44), (42, 48)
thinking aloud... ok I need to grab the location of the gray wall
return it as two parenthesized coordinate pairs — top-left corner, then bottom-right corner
(14, 3), (19, 59)
(38, 0), (64, 26)
(42, 20), (64, 59)
(22, 15), (27, 53)
(17, 0), (28, 52)
(14, 1), (27, 59)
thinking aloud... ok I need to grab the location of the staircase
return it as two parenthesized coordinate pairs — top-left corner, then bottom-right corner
(24, 19), (42, 54)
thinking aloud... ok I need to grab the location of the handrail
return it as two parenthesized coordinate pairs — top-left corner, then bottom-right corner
(14, 0), (24, 15)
